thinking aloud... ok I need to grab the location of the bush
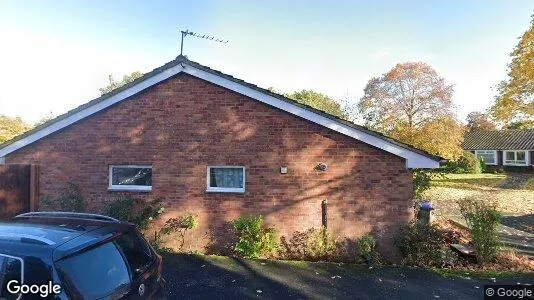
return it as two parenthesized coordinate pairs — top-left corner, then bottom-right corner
(153, 214), (199, 253)
(357, 234), (377, 264)
(279, 227), (337, 261)
(479, 158), (488, 173)
(232, 215), (278, 259)
(413, 170), (431, 199)
(102, 197), (164, 230)
(102, 196), (134, 221)
(40, 182), (85, 212)
(444, 151), (481, 174)
(457, 198), (501, 264)
(395, 222), (446, 267)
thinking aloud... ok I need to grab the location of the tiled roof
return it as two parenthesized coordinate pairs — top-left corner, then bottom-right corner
(463, 129), (534, 150)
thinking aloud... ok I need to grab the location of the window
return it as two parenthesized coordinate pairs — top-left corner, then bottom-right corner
(475, 150), (497, 165)
(504, 150), (527, 166)
(56, 242), (131, 299)
(0, 254), (23, 300)
(207, 166), (245, 193)
(109, 165), (152, 191)
(114, 230), (154, 277)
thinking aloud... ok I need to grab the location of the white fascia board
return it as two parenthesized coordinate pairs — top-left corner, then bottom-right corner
(0, 64), (185, 157)
(0, 61), (440, 169)
(183, 65), (440, 169)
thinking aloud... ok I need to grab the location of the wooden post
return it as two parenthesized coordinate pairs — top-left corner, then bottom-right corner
(29, 164), (39, 212)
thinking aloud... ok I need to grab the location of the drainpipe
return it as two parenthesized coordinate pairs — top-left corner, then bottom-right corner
(321, 199), (328, 229)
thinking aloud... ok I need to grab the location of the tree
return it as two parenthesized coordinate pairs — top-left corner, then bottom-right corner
(99, 71), (144, 95)
(358, 62), (464, 159)
(491, 15), (534, 129)
(34, 112), (56, 127)
(285, 90), (348, 119)
(0, 115), (32, 144)
(466, 111), (496, 132)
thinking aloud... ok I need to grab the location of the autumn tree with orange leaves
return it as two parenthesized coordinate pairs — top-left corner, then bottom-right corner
(358, 62), (464, 160)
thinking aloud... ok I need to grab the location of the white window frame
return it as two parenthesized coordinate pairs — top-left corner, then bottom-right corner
(474, 150), (497, 165)
(206, 166), (246, 193)
(503, 150), (529, 166)
(108, 165), (152, 192)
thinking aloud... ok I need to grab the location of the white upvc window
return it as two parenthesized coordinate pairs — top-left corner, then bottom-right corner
(108, 165), (152, 191)
(474, 150), (497, 165)
(206, 166), (245, 193)
(503, 150), (528, 166)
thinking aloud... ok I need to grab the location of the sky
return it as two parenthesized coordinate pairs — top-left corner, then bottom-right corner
(1, 0), (533, 124)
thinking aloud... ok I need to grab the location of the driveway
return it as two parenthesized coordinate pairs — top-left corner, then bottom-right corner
(161, 254), (534, 299)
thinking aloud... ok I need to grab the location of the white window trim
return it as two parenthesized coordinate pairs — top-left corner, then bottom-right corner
(206, 166), (246, 193)
(108, 165), (152, 192)
(503, 150), (529, 166)
(474, 150), (497, 165)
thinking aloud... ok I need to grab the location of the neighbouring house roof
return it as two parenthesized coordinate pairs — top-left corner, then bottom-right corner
(463, 129), (534, 150)
(0, 55), (444, 168)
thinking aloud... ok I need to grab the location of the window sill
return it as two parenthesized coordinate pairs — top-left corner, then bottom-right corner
(108, 186), (152, 192)
(503, 163), (528, 167)
(206, 188), (245, 194)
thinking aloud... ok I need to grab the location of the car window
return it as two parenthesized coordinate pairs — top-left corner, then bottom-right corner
(115, 230), (154, 277)
(0, 254), (23, 300)
(56, 242), (130, 299)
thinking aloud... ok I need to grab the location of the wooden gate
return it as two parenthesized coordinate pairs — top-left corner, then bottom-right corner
(0, 164), (39, 220)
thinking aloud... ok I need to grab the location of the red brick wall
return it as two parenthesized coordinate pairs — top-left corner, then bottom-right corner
(6, 74), (414, 257)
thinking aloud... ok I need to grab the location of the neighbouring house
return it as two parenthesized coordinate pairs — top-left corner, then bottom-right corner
(0, 55), (443, 256)
(463, 129), (534, 171)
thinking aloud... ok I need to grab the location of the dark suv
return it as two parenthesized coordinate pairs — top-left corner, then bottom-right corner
(0, 212), (163, 299)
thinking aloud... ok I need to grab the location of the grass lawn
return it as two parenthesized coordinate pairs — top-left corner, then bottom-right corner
(430, 173), (534, 191)
(423, 173), (534, 232)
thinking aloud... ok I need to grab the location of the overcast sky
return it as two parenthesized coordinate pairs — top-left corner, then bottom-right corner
(1, 0), (533, 124)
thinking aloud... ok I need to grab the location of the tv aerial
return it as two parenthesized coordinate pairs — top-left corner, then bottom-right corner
(180, 29), (228, 56)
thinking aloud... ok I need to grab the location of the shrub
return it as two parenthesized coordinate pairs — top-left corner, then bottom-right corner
(232, 215), (278, 259)
(158, 214), (200, 251)
(395, 222), (446, 267)
(102, 197), (164, 230)
(102, 196), (134, 221)
(40, 182), (85, 212)
(479, 158), (488, 173)
(306, 227), (336, 261)
(413, 169), (431, 199)
(279, 227), (337, 261)
(357, 234), (377, 264)
(444, 151), (481, 174)
(457, 198), (501, 264)
(132, 198), (165, 230)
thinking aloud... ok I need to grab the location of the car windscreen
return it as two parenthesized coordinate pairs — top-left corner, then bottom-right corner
(56, 242), (130, 299)
(0, 254), (23, 300)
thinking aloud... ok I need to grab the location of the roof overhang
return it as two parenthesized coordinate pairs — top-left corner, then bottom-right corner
(0, 60), (442, 169)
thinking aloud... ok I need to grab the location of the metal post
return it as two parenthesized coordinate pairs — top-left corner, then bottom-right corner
(180, 31), (186, 56)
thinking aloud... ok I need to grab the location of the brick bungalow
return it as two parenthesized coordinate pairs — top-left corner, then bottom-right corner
(0, 56), (443, 255)
(464, 129), (534, 172)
